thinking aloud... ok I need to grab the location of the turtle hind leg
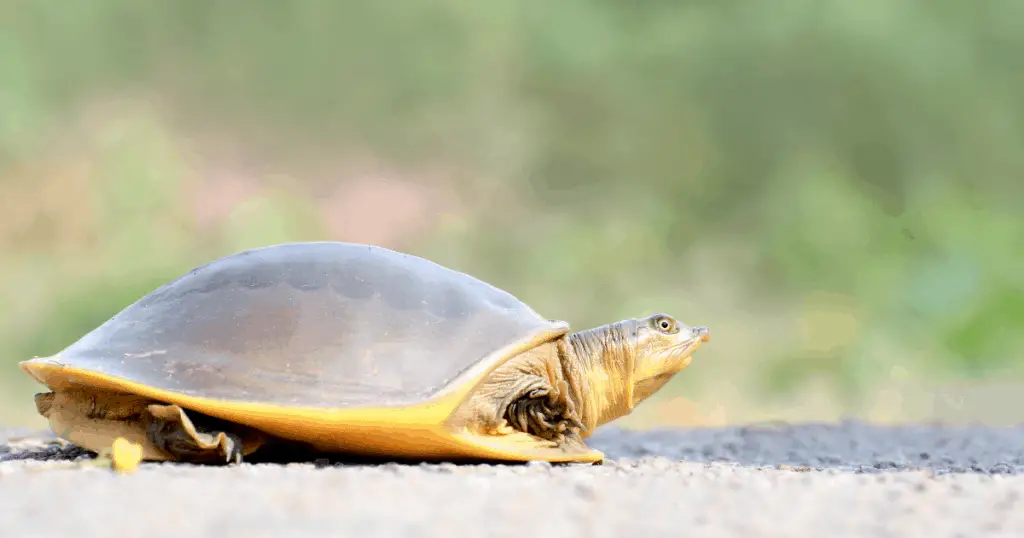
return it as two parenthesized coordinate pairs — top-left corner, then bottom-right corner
(33, 389), (265, 464)
(35, 389), (173, 461)
(144, 404), (265, 465)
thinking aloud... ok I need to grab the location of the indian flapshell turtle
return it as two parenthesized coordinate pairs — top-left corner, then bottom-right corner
(21, 241), (710, 464)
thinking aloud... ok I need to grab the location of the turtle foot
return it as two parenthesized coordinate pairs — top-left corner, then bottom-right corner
(144, 404), (263, 464)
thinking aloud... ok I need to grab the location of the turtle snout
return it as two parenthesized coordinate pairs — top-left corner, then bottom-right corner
(692, 326), (710, 343)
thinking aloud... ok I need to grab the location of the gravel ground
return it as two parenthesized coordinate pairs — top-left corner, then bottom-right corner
(3, 421), (1024, 537)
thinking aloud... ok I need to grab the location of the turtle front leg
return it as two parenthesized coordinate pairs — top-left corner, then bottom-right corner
(446, 371), (602, 463)
(144, 404), (264, 464)
(501, 376), (586, 447)
(446, 347), (603, 462)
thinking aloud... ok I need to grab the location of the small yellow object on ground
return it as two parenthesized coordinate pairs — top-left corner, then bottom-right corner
(110, 437), (143, 474)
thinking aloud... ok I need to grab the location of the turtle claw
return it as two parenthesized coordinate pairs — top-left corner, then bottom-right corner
(223, 435), (244, 465)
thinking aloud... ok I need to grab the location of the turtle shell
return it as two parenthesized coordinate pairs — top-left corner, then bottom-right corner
(23, 242), (569, 410)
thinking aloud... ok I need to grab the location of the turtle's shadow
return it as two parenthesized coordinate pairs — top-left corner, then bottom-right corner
(0, 433), (582, 469)
(236, 441), (586, 468)
(5, 421), (1024, 474)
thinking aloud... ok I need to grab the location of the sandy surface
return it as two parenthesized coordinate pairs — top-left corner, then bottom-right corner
(3, 421), (1024, 537)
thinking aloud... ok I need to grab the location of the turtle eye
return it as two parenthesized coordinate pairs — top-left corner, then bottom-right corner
(654, 315), (677, 333)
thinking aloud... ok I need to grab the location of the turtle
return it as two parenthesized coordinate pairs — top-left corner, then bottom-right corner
(20, 241), (710, 465)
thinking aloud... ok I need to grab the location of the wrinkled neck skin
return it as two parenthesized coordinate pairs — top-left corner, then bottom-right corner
(559, 320), (639, 434)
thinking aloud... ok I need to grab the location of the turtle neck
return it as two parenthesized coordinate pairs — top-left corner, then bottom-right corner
(559, 319), (638, 434)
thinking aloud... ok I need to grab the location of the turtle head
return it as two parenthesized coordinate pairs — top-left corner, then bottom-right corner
(566, 313), (709, 430)
(629, 313), (710, 405)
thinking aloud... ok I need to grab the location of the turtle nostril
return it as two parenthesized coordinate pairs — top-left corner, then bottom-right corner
(694, 326), (710, 343)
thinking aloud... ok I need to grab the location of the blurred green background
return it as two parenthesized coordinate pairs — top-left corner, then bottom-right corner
(2, 0), (1022, 430)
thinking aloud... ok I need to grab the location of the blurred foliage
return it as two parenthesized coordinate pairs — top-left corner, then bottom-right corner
(1, 0), (1023, 427)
